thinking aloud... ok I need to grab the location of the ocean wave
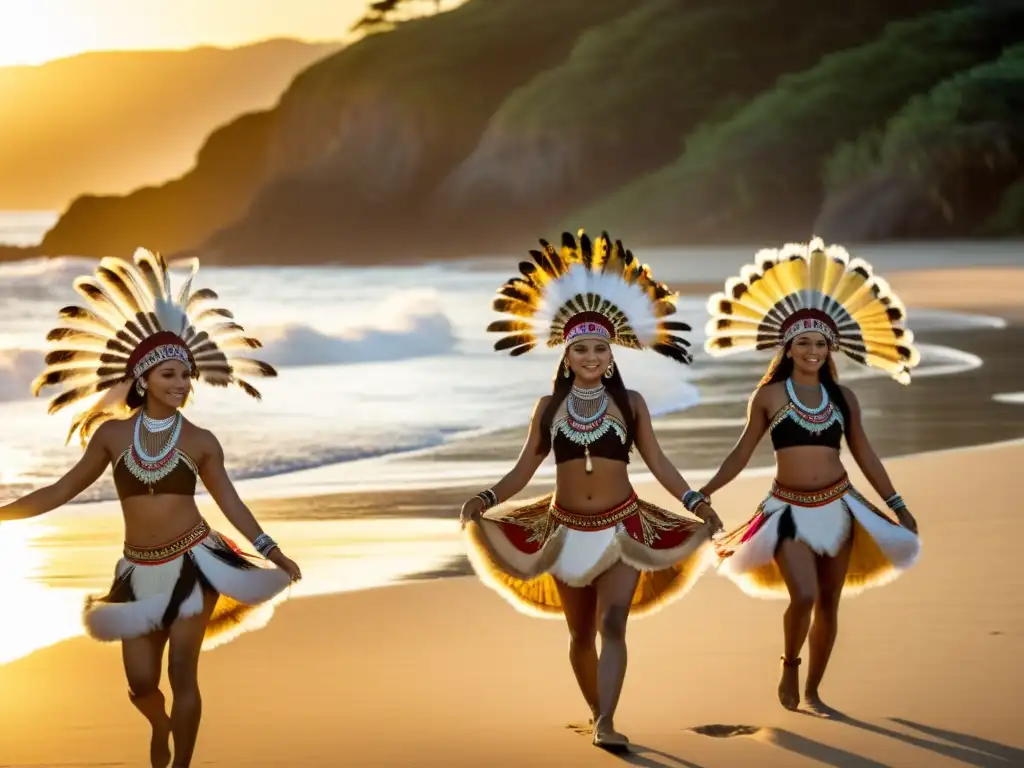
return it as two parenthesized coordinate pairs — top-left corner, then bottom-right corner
(994, 392), (1024, 405)
(255, 302), (457, 367)
(905, 308), (1008, 331)
(0, 293), (458, 405)
(0, 349), (42, 402)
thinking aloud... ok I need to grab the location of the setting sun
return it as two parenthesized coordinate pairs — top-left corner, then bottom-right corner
(0, 0), (367, 67)
(0, 2), (99, 66)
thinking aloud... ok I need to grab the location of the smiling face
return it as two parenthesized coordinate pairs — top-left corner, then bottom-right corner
(144, 360), (192, 410)
(565, 337), (613, 386)
(787, 332), (830, 377)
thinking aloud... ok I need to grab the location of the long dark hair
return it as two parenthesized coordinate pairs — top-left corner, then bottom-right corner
(758, 341), (852, 428)
(537, 352), (636, 455)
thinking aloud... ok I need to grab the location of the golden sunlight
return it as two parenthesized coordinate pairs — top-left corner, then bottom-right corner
(0, 3), (100, 66)
(0, 0), (371, 68)
(0, 520), (87, 665)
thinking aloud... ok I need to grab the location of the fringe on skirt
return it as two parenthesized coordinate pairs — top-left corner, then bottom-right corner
(464, 492), (715, 619)
(715, 475), (920, 599)
(83, 518), (293, 650)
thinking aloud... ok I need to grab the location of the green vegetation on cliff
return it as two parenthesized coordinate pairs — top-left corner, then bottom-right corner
(817, 43), (1024, 238)
(568, 1), (1024, 243)
(209, 0), (633, 261)
(432, 0), (950, 237)
(34, 0), (1024, 263)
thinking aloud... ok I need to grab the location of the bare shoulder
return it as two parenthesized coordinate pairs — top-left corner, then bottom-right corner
(759, 381), (786, 397)
(751, 382), (785, 414)
(626, 389), (648, 409)
(533, 394), (553, 414)
(838, 385), (860, 407)
(180, 419), (221, 457)
(92, 417), (132, 449)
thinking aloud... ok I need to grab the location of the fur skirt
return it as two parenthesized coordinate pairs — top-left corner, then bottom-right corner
(464, 492), (715, 619)
(83, 518), (293, 650)
(715, 475), (920, 599)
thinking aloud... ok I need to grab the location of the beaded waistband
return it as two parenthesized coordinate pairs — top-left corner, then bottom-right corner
(550, 493), (639, 530)
(770, 476), (850, 507)
(123, 518), (210, 564)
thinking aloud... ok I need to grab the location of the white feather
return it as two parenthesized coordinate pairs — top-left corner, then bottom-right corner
(532, 264), (661, 346)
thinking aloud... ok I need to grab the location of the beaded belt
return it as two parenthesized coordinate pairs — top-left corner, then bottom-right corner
(123, 518), (210, 565)
(550, 493), (639, 530)
(770, 476), (850, 507)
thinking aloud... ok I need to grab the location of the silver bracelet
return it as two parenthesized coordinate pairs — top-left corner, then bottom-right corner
(476, 489), (499, 509)
(884, 493), (906, 511)
(252, 533), (279, 558)
(682, 489), (708, 513)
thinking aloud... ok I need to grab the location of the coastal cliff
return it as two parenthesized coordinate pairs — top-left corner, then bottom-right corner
(36, 0), (1024, 264)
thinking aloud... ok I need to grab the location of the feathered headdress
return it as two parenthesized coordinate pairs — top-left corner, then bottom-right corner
(32, 248), (277, 445)
(704, 237), (920, 384)
(486, 230), (692, 364)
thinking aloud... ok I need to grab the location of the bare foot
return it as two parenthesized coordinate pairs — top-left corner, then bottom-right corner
(777, 657), (800, 711)
(150, 717), (171, 768)
(592, 715), (630, 753)
(804, 690), (842, 719)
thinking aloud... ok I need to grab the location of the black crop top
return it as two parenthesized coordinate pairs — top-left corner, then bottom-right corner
(770, 401), (844, 451)
(113, 449), (199, 499)
(551, 415), (631, 464)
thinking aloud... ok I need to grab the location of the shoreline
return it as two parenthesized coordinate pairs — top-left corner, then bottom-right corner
(1, 265), (1023, 669)
(5, 432), (1023, 670)
(2, 438), (1021, 766)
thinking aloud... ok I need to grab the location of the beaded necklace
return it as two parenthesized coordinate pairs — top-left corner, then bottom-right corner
(553, 384), (627, 473)
(782, 378), (844, 434)
(122, 411), (185, 492)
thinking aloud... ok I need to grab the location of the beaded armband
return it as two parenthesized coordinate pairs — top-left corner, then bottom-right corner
(252, 533), (279, 558)
(884, 493), (907, 511)
(475, 489), (499, 509)
(682, 489), (708, 514)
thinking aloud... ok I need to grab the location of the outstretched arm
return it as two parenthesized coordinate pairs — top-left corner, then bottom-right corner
(197, 430), (302, 578)
(461, 396), (551, 524)
(842, 386), (917, 532)
(842, 388), (896, 498)
(0, 424), (112, 521)
(631, 391), (721, 528)
(700, 387), (770, 498)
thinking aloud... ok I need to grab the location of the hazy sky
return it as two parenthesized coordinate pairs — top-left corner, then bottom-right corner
(0, 0), (372, 67)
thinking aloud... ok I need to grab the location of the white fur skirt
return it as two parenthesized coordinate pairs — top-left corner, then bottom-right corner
(83, 518), (293, 650)
(715, 475), (920, 599)
(464, 492), (714, 619)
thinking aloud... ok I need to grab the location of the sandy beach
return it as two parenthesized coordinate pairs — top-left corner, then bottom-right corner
(2, 439), (1022, 766)
(1, 265), (1023, 766)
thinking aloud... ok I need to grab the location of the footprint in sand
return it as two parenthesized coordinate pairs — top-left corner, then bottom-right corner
(689, 724), (763, 738)
(566, 722), (594, 736)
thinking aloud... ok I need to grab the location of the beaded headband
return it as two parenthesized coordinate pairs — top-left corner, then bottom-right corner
(780, 311), (839, 348)
(128, 332), (195, 380)
(563, 312), (615, 345)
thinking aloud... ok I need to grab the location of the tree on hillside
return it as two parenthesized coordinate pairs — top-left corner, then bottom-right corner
(350, 0), (447, 35)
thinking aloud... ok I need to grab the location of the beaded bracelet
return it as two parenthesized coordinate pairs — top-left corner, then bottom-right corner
(252, 532), (279, 558)
(475, 489), (499, 509)
(884, 493), (907, 512)
(682, 489), (708, 514)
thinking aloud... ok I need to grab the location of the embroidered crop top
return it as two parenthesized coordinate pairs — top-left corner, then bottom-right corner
(551, 414), (631, 464)
(770, 381), (844, 451)
(113, 448), (199, 499)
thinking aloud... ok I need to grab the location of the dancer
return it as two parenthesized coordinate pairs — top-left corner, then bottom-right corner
(461, 231), (723, 751)
(701, 237), (921, 714)
(0, 249), (301, 768)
